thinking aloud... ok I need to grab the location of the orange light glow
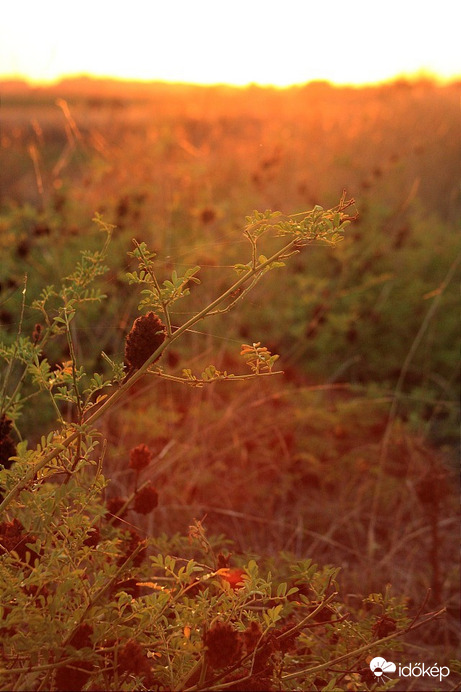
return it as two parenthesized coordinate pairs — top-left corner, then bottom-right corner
(0, 1), (459, 88)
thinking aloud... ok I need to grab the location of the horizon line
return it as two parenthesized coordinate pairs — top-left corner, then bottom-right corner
(1, 69), (460, 91)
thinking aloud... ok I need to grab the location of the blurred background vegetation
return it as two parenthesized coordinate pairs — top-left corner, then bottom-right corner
(0, 78), (459, 651)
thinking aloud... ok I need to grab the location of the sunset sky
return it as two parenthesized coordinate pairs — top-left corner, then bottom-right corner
(1, 0), (459, 87)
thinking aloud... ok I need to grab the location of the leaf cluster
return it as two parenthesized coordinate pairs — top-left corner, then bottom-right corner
(126, 240), (200, 336)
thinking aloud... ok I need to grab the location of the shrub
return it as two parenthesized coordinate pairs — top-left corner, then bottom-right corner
(0, 201), (450, 690)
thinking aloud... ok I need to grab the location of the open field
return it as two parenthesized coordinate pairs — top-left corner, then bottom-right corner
(0, 78), (459, 690)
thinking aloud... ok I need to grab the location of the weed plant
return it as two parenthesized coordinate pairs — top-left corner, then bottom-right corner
(0, 80), (459, 690)
(0, 200), (455, 690)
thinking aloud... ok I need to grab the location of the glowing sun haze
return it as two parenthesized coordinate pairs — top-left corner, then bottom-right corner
(1, 0), (459, 87)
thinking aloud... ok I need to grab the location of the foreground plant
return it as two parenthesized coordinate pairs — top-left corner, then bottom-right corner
(0, 199), (354, 512)
(0, 198), (446, 691)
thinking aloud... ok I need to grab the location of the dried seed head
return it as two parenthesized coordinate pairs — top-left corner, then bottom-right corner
(116, 639), (153, 684)
(204, 621), (243, 670)
(69, 623), (94, 649)
(116, 638), (157, 687)
(124, 312), (166, 370)
(133, 483), (158, 514)
(105, 496), (127, 524)
(129, 443), (152, 471)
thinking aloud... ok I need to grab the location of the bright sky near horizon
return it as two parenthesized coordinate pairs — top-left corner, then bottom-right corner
(0, 0), (459, 87)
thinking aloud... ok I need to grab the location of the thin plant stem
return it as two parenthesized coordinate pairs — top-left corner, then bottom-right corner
(281, 608), (445, 683)
(133, 238), (173, 337)
(367, 251), (461, 558)
(0, 275), (28, 414)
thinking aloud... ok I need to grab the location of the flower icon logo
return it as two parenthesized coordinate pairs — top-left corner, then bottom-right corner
(370, 656), (397, 681)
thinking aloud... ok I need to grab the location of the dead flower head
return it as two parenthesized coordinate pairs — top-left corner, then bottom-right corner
(125, 312), (166, 370)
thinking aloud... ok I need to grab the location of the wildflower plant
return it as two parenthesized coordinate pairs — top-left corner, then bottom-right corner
(0, 198), (445, 691)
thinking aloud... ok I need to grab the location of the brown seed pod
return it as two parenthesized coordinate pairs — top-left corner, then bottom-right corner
(124, 312), (166, 370)
(129, 443), (152, 471)
(203, 621), (243, 670)
(105, 496), (128, 524)
(133, 483), (159, 515)
(116, 639), (153, 682)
